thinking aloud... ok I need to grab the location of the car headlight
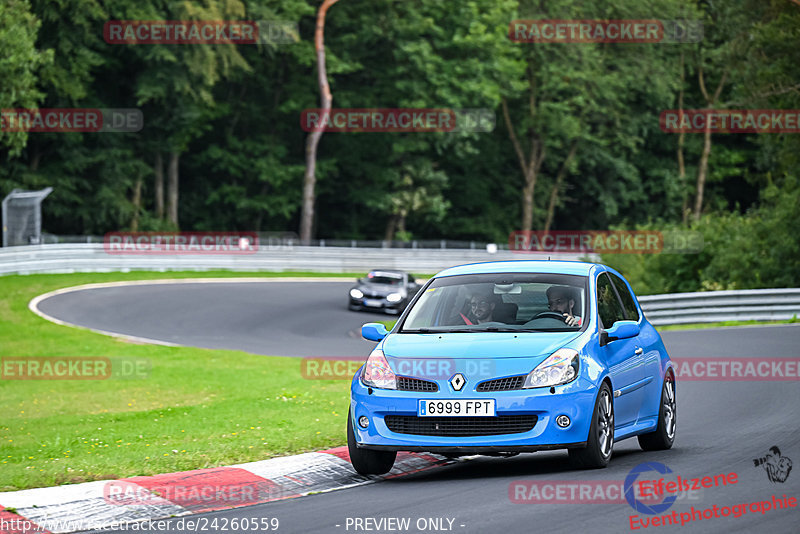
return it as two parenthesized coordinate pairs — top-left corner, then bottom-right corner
(386, 293), (403, 303)
(350, 288), (364, 299)
(523, 348), (580, 388)
(361, 349), (396, 389)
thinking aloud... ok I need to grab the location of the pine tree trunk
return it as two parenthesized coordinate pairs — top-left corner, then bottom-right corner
(154, 153), (164, 220)
(544, 141), (578, 233)
(384, 213), (398, 243)
(300, 0), (340, 243)
(677, 52), (688, 224)
(521, 173), (536, 232)
(167, 151), (179, 227)
(131, 176), (142, 231)
(694, 123), (712, 221)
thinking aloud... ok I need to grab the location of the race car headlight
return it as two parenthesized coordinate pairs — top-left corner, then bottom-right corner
(386, 293), (403, 303)
(523, 348), (580, 388)
(350, 288), (364, 299)
(361, 349), (396, 389)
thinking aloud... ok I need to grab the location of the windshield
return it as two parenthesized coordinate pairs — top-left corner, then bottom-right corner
(400, 273), (588, 333)
(366, 271), (403, 285)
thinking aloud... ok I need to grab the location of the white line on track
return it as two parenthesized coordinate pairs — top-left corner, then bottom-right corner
(28, 277), (353, 348)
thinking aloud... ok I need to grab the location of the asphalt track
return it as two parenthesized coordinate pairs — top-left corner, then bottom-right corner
(36, 280), (380, 357)
(35, 281), (800, 534)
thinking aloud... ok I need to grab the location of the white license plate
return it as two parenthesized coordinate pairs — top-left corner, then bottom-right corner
(418, 399), (496, 417)
(363, 299), (383, 307)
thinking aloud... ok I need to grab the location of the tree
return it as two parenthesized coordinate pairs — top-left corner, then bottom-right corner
(300, 0), (339, 242)
(379, 160), (449, 242)
(0, 0), (52, 156)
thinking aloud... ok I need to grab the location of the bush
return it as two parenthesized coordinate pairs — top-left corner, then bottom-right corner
(601, 175), (800, 294)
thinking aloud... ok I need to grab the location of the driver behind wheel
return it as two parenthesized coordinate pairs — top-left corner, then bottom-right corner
(546, 285), (581, 327)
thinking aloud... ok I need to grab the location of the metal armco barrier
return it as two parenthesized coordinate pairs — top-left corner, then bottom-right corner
(0, 243), (585, 277)
(1, 244), (797, 326)
(638, 289), (800, 325)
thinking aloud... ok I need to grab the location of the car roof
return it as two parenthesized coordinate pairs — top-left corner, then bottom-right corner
(434, 260), (599, 278)
(367, 269), (406, 275)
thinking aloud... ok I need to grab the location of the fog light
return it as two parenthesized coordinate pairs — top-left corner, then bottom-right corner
(358, 416), (369, 428)
(556, 415), (570, 428)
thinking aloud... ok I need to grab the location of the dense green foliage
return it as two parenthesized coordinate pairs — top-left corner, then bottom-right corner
(1, 0), (798, 289)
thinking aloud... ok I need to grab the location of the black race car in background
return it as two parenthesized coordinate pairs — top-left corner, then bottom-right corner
(348, 270), (421, 314)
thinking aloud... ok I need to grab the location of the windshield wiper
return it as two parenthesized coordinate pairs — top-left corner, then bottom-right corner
(461, 326), (545, 333)
(400, 328), (468, 334)
(401, 327), (549, 333)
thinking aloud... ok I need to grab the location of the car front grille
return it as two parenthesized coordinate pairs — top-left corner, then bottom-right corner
(384, 415), (537, 436)
(397, 376), (438, 392)
(476, 375), (526, 392)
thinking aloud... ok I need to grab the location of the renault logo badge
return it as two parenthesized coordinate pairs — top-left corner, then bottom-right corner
(450, 373), (466, 391)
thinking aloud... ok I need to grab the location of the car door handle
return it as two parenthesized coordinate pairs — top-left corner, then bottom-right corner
(635, 347), (643, 355)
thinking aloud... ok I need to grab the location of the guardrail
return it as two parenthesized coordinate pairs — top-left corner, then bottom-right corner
(39, 233), (511, 250)
(1, 244), (797, 326)
(638, 289), (800, 325)
(0, 242), (585, 276)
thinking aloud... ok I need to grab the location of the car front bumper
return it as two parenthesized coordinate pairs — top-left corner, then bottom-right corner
(350, 374), (598, 452)
(349, 297), (404, 312)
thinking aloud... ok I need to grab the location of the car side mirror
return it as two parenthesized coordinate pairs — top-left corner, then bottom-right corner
(600, 320), (639, 346)
(362, 323), (388, 342)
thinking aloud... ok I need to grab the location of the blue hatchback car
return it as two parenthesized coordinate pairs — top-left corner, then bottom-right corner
(348, 261), (676, 474)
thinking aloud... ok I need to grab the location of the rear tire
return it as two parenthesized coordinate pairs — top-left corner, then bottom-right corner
(638, 372), (676, 451)
(347, 410), (396, 475)
(569, 382), (614, 469)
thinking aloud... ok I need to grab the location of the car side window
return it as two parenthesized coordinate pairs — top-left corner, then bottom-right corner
(596, 273), (625, 329)
(609, 273), (640, 322)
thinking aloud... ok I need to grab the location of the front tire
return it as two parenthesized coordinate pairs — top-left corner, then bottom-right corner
(347, 410), (396, 475)
(569, 382), (614, 469)
(638, 372), (676, 451)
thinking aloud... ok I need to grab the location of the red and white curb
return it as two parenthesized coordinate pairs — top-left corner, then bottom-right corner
(0, 447), (452, 534)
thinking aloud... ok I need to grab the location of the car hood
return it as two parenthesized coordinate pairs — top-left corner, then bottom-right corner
(380, 332), (583, 382)
(381, 331), (581, 360)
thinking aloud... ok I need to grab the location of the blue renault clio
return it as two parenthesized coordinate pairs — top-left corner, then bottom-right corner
(348, 261), (676, 474)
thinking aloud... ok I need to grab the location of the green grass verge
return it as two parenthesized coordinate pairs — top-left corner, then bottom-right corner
(0, 271), (364, 492)
(657, 317), (798, 331)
